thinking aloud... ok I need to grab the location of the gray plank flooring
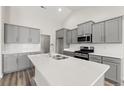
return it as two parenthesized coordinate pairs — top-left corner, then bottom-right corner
(0, 67), (36, 86)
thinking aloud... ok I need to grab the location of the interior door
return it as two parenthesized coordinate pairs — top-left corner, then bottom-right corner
(41, 35), (50, 53)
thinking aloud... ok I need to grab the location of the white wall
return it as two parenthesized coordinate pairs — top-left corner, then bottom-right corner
(3, 6), (71, 53)
(63, 6), (124, 81)
(0, 6), (3, 78)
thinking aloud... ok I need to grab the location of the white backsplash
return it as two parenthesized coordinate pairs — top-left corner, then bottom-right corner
(70, 43), (123, 57)
(2, 44), (41, 54)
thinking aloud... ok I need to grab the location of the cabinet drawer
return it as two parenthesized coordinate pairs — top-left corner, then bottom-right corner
(89, 54), (102, 60)
(89, 58), (102, 63)
(63, 51), (74, 57)
(102, 57), (121, 64)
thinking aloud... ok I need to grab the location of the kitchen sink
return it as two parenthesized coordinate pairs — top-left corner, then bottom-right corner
(52, 54), (68, 60)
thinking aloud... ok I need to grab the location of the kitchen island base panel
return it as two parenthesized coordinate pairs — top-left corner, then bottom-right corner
(35, 67), (105, 86)
(35, 68), (49, 86)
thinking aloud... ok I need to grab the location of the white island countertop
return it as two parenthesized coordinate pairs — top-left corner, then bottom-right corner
(28, 54), (109, 86)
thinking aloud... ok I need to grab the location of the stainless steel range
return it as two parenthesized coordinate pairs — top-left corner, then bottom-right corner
(74, 46), (94, 60)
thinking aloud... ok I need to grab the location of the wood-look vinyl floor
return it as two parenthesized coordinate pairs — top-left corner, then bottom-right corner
(0, 68), (36, 86)
(0, 67), (115, 86)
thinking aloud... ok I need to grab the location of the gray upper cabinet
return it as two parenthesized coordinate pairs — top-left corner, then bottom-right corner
(30, 29), (40, 44)
(77, 21), (94, 35)
(92, 22), (105, 43)
(77, 24), (84, 35)
(66, 30), (72, 44)
(4, 24), (19, 43)
(4, 23), (40, 44)
(3, 54), (18, 73)
(105, 17), (122, 43)
(56, 29), (64, 38)
(71, 29), (77, 44)
(83, 21), (94, 34)
(18, 26), (30, 43)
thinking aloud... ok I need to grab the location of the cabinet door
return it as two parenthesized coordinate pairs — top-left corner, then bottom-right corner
(18, 54), (30, 71)
(56, 29), (64, 38)
(83, 22), (93, 34)
(71, 29), (77, 44)
(77, 24), (83, 35)
(3, 54), (18, 73)
(18, 26), (30, 43)
(30, 28), (40, 44)
(67, 30), (72, 44)
(105, 17), (122, 43)
(103, 61), (117, 82)
(92, 22), (105, 43)
(4, 24), (19, 43)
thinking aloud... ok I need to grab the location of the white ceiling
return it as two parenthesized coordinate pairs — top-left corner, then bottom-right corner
(66, 6), (85, 11)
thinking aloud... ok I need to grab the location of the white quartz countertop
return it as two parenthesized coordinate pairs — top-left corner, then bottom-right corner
(28, 54), (109, 86)
(64, 48), (76, 52)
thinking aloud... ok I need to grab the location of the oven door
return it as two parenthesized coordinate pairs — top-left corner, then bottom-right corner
(74, 53), (89, 60)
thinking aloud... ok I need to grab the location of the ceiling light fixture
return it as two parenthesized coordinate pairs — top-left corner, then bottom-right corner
(58, 8), (62, 12)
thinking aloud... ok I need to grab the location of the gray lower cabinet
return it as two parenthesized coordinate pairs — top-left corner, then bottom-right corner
(89, 54), (121, 83)
(17, 53), (31, 71)
(66, 30), (72, 44)
(89, 54), (102, 63)
(3, 54), (18, 73)
(71, 29), (77, 44)
(3, 52), (40, 74)
(105, 17), (122, 43)
(92, 22), (105, 43)
(63, 51), (74, 57)
(102, 57), (121, 83)
(4, 24), (19, 43)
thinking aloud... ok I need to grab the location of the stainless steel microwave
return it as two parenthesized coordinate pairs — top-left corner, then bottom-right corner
(77, 34), (92, 43)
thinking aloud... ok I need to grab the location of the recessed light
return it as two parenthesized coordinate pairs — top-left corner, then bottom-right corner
(58, 8), (62, 12)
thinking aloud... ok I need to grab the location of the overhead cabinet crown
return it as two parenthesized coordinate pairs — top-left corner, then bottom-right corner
(4, 23), (40, 44)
